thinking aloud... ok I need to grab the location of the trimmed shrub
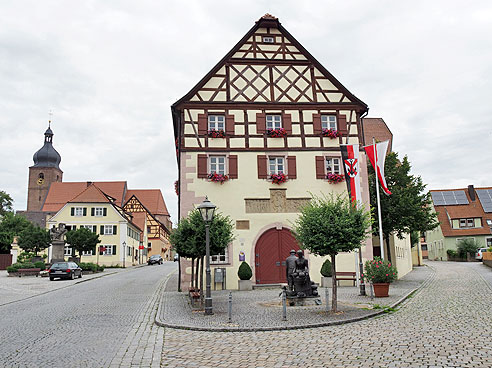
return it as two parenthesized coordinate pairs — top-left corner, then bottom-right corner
(6, 262), (36, 273)
(78, 262), (102, 272)
(237, 261), (252, 280)
(320, 259), (332, 277)
(6, 265), (17, 273)
(33, 261), (46, 270)
(446, 249), (458, 258)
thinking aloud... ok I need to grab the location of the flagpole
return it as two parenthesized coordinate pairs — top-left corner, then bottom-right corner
(373, 137), (385, 261)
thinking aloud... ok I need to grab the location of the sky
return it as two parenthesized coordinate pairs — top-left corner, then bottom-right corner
(1, 0), (491, 225)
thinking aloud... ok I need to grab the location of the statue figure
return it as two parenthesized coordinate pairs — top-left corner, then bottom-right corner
(290, 250), (318, 298)
(285, 250), (297, 291)
(50, 223), (67, 263)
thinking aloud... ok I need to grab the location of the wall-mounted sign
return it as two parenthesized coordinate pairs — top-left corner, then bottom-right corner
(239, 251), (245, 261)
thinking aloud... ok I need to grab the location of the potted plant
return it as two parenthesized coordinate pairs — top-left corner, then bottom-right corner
(363, 257), (398, 297)
(237, 261), (253, 291)
(320, 258), (332, 288)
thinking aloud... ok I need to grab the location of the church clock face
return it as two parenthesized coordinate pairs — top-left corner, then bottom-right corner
(37, 178), (45, 185)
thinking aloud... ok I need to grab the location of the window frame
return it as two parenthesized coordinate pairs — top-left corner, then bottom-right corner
(321, 115), (337, 131)
(64, 246), (73, 256)
(209, 155), (227, 175)
(104, 225), (114, 235)
(74, 207), (84, 217)
(268, 156), (285, 175)
(94, 207), (104, 217)
(266, 115), (282, 130)
(325, 157), (341, 175)
(263, 36), (274, 43)
(208, 115), (225, 131)
(103, 245), (114, 256)
(459, 218), (476, 228)
(211, 246), (229, 264)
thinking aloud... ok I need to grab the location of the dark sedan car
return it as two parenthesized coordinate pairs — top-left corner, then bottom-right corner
(148, 255), (163, 265)
(49, 262), (82, 281)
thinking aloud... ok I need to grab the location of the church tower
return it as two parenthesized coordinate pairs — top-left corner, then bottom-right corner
(27, 123), (63, 211)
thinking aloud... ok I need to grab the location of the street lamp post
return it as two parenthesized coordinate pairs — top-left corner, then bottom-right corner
(197, 196), (216, 316)
(122, 241), (126, 268)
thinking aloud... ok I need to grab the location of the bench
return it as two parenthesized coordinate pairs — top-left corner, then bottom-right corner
(17, 268), (41, 277)
(188, 288), (201, 306)
(336, 271), (357, 286)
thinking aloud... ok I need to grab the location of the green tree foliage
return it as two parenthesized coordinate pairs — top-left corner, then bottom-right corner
(18, 224), (51, 254)
(293, 193), (371, 312)
(368, 152), (439, 260)
(66, 227), (101, 259)
(237, 261), (252, 280)
(0, 190), (13, 217)
(0, 212), (32, 253)
(457, 238), (480, 259)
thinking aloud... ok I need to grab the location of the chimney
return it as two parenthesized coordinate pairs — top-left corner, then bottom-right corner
(468, 185), (475, 201)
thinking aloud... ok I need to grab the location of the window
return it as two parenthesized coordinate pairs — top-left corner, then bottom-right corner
(266, 115), (282, 130)
(269, 157), (284, 175)
(103, 245), (115, 256)
(211, 247), (229, 264)
(64, 247), (73, 256)
(104, 225), (115, 235)
(459, 218), (475, 228)
(74, 207), (84, 216)
(94, 207), (104, 216)
(82, 249), (94, 256)
(263, 36), (274, 43)
(321, 115), (337, 130)
(486, 238), (492, 247)
(487, 219), (492, 226)
(325, 157), (341, 174)
(210, 156), (226, 175)
(83, 225), (96, 232)
(208, 115), (225, 131)
(127, 246), (132, 256)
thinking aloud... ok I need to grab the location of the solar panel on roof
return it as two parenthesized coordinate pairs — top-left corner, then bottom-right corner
(430, 190), (469, 206)
(476, 189), (492, 213)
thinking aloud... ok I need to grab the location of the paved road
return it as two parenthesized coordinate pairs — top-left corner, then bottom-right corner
(0, 262), (176, 368)
(162, 261), (492, 367)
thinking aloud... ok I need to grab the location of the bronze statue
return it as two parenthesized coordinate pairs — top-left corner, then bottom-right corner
(285, 250), (297, 291)
(286, 250), (318, 299)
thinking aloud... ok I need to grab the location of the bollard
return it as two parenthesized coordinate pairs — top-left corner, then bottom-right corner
(369, 282), (374, 300)
(282, 289), (287, 321)
(325, 287), (330, 312)
(228, 291), (232, 323)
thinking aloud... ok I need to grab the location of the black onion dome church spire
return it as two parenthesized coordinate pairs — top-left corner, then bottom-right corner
(32, 121), (62, 169)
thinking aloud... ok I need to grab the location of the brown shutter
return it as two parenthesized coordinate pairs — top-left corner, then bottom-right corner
(257, 155), (268, 179)
(256, 113), (266, 134)
(197, 114), (208, 135)
(197, 154), (208, 178)
(283, 113), (292, 134)
(313, 113), (322, 134)
(287, 156), (297, 179)
(228, 155), (238, 179)
(315, 156), (325, 179)
(225, 114), (235, 135)
(338, 114), (347, 135)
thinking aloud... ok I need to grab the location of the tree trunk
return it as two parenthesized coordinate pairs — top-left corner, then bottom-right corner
(191, 258), (195, 289)
(177, 255), (181, 292)
(385, 235), (391, 263)
(199, 256), (204, 304)
(331, 253), (337, 313)
(195, 257), (200, 288)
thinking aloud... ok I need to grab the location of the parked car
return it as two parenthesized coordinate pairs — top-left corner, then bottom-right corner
(148, 255), (163, 265)
(49, 262), (82, 281)
(173, 254), (179, 262)
(475, 248), (488, 261)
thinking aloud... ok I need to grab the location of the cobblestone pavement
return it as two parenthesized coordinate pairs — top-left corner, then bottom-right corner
(161, 261), (492, 367)
(158, 265), (432, 330)
(0, 262), (177, 367)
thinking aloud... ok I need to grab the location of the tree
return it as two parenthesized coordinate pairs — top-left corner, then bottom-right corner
(293, 193), (371, 312)
(18, 224), (51, 255)
(170, 209), (235, 291)
(0, 190), (13, 218)
(457, 238), (480, 259)
(0, 212), (32, 253)
(368, 152), (439, 261)
(65, 227), (101, 260)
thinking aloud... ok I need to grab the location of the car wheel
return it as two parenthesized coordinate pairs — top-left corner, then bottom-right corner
(70, 272), (75, 280)
(78, 272), (82, 279)
(50, 277), (54, 281)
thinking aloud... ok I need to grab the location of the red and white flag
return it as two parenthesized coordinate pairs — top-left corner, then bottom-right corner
(340, 144), (362, 204)
(364, 140), (392, 195)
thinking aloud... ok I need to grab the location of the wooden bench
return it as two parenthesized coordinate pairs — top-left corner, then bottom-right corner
(188, 288), (201, 306)
(17, 268), (41, 277)
(336, 272), (356, 286)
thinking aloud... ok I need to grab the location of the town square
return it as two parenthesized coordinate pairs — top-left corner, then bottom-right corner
(0, 1), (491, 367)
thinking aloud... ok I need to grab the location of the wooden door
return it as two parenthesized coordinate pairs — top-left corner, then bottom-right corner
(255, 227), (300, 284)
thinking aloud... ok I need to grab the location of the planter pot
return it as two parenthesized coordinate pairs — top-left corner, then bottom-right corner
(321, 276), (332, 288)
(238, 279), (252, 291)
(373, 283), (390, 297)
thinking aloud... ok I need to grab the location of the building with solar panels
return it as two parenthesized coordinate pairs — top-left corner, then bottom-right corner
(426, 185), (492, 260)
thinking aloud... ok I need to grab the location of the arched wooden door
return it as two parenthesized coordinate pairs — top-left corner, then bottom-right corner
(255, 227), (300, 284)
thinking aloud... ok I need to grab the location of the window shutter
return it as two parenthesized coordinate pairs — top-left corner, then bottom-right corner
(71, 208), (74, 216)
(338, 114), (347, 135)
(197, 154), (208, 178)
(315, 156), (325, 179)
(313, 113), (322, 134)
(103, 208), (107, 216)
(100, 225), (104, 235)
(73, 225), (77, 230)
(91, 208), (95, 216)
(83, 208), (87, 216)
(256, 113), (266, 134)
(257, 155), (268, 179)
(287, 156), (297, 179)
(93, 225), (97, 233)
(197, 113), (208, 135)
(99, 246), (104, 256)
(225, 114), (235, 135)
(228, 155), (238, 179)
(112, 245), (117, 255)
(113, 225), (117, 235)
(283, 113), (292, 134)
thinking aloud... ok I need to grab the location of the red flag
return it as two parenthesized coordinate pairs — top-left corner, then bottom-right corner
(364, 141), (392, 195)
(340, 144), (362, 204)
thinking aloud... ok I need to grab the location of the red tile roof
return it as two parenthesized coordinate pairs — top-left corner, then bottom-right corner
(125, 190), (169, 216)
(69, 184), (111, 204)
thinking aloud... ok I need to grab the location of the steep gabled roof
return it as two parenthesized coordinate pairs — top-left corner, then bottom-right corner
(68, 184), (112, 204)
(125, 189), (169, 217)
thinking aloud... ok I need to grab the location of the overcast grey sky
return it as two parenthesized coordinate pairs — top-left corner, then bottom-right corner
(1, 0), (491, 224)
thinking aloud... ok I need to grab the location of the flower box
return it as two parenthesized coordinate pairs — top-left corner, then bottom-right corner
(322, 129), (341, 139)
(270, 173), (287, 184)
(326, 173), (345, 184)
(266, 128), (287, 138)
(208, 173), (229, 184)
(208, 129), (226, 138)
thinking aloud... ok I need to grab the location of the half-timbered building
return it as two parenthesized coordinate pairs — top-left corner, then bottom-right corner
(172, 15), (374, 290)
